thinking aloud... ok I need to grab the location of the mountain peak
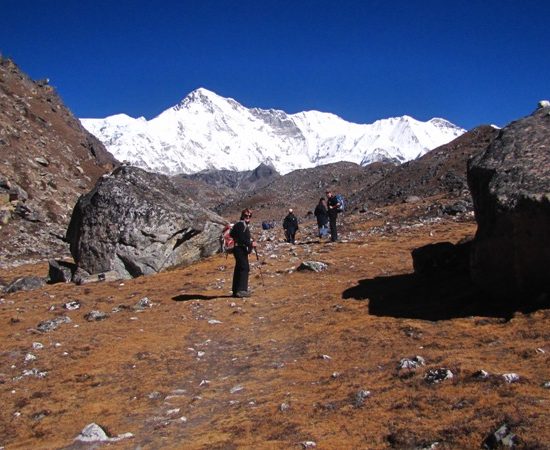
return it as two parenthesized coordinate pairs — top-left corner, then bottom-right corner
(173, 87), (225, 111)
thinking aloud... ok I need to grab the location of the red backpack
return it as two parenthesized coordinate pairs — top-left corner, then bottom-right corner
(220, 223), (235, 254)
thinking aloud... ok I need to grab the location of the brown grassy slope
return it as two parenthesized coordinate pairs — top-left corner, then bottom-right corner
(0, 200), (548, 449)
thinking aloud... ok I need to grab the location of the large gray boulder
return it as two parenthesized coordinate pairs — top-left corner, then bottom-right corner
(467, 104), (550, 301)
(66, 166), (226, 279)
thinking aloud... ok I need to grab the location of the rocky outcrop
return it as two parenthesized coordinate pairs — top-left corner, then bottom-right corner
(467, 104), (550, 301)
(66, 166), (226, 279)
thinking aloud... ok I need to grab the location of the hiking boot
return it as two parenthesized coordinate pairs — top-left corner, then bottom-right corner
(233, 290), (251, 298)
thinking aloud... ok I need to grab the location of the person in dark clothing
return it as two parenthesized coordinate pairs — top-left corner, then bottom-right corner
(282, 208), (299, 244)
(326, 190), (341, 242)
(230, 208), (256, 298)
(314, 198), (329, 238)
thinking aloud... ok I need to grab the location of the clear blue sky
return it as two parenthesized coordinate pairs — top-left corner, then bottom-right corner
(2, 0), (549, 129)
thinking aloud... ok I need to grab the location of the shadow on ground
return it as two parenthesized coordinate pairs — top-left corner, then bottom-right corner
(342, 269), (547, 321)
(172, 294), (233, 302)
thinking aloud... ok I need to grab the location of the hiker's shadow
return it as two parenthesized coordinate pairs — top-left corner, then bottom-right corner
(342, 269), (528, 321)
(172, 294), (233, 302)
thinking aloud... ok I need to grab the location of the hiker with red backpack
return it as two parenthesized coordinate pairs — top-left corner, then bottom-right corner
(230, 208), (256, 298)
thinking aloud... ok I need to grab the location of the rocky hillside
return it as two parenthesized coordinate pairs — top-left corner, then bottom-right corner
(0, 58), (118, 266)
(215, 161), (396, 221)
(173, 163), (281, 211)
(350, 125), (500, 209)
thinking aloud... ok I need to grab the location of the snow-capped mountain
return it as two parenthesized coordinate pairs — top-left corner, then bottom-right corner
(80, 88), (465, 175)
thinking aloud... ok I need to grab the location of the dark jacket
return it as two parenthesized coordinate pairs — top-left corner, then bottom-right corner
(230, 220), (253, 253)
(314, 203), (329, 226)
(327, 196), (340, 218)
(282, 213), (299, 232)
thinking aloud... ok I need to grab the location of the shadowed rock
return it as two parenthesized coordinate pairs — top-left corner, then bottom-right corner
(66, 166), (226, 279)
(467, 104), (550, 301)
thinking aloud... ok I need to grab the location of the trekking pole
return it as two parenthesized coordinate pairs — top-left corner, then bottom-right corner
(253, 247), (266, 288)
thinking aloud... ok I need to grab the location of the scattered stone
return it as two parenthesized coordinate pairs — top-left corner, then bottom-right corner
(63, 300), (81, 310)
(37, 316), (71, 332)
(354, 389), (371, 407)
(404, 195), (421, 203)
(502, 373), (520, 383)
(297, 261), (328, 272)
(419, 443), (440, 450)
(34, 156), (50, 166)
(32, 342), (44, 350)
(301, 441), (317, 449)
(398, 355), (425, 370)
(74, 422), (133, 443)
(134, 297), (153, 310)
(472, 369), (490, 380)
(279, 402), (290, 412)
(319, 354), (332, 360)
(84, 310), (108, 321)
(542, 381), (550, 389)
(230, 385), (244, 394)
(424, 368), (453, 384)
(207, 319), (222, 324)
(24, 353), (37, 363)
(20, 368), (48, 379)
(4, 276), (46, 293)
(482, 423), (519, 449)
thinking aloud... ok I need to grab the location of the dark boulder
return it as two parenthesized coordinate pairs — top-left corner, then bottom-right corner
(4, 276), (46, 293)
(467, 104), (550, 301)
(411, 240), (472, 275)
(48, 259), (76, 284)
(66, 166), (226, 279)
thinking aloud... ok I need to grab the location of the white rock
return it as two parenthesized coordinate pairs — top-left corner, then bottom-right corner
(502, 373), (520, 383)
(74, 423), (133, 443)
(230, 385), (244, 394)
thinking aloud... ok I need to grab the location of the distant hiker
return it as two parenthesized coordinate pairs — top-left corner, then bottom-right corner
(282, 208), (299, 244)
(314, 198), (329, 238)
(231, 208), (256, 298)
(326, 190), (341, 242)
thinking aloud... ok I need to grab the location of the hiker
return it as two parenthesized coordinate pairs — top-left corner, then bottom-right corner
(314, 198), (329, 238)
(282, 208), (299, 244)
(326, 190), (341, 242)
(231, 208), (256, 298)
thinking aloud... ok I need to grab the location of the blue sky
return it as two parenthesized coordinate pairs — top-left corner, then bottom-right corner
(2, 0), (549, 129)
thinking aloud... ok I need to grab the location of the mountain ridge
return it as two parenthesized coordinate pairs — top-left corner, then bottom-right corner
(81, 88), (465, 175)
